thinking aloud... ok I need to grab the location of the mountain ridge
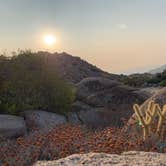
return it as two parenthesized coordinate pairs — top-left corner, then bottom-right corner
(37, 51), (121, 84)
(149, 64), (166, 74)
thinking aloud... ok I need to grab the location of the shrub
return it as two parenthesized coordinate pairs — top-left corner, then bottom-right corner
(0, 51), (75, 115)
(147, 70), (166, 86)
(160, 80), (166, 87)
(122, 74), (151, 87)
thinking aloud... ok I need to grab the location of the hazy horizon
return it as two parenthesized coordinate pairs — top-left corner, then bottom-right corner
(0, 0), (166, 74)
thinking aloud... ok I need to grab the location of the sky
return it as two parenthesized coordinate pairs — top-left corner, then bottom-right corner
(0, 0), (166, 74)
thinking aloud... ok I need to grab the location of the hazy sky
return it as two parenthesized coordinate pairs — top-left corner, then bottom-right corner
(0, 0), (166, 74)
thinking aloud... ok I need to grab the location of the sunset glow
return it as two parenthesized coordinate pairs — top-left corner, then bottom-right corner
(43, 34), (56, 46)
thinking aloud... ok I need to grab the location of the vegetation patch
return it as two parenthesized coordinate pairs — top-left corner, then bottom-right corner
(0, 124), (165, 166)
(0, 51), (75, 115)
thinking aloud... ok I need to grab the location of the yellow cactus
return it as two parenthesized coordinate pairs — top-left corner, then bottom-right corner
(133, 101), (166, 140)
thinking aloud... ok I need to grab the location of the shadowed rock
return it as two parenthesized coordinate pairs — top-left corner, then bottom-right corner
(0, 115), (26, 138)
(24, 110), (67, 131)
(69, 77), (148, 128)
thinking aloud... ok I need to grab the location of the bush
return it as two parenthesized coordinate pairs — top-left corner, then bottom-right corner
(147, 70), (166, 86)
(160, 80), (166, 87)
(0, 51), (75, 115)
(122, 74), (151, 87)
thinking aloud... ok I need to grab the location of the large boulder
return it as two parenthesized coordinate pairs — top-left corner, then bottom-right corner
(86, 85), (145, 107)
(76, 77), (121, 101)
(34, 151), (166, 166)
(70, 101), (92, 112)
(67, 101), (93, 125)
(68, 107), (134, 128)
(138, 87), (161, 97)
(0, 115), (26, 138)
(24, 110), (67, 131)
(78, 108), (128, 128)
(71, 77), (148, 128)
(124, 87), (166, 140)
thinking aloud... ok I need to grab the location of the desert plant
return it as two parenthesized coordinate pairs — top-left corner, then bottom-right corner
(133, 101), (166, 140)
(160, 80), (166, 87)
(147, 70), (166, 86)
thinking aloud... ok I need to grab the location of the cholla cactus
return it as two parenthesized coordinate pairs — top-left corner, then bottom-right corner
(133, 101), (166, 140)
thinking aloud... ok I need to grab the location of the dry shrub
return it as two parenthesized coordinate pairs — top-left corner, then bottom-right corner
(0, 124), (165, 166)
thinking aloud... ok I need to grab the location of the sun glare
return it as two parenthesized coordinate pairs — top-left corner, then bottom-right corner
(43, 34), (56, 46)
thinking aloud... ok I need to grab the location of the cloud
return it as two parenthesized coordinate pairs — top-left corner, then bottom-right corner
(117, 24), (128, 30)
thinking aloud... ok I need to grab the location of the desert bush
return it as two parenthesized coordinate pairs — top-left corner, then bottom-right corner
(0, 124), (165, 166)
(122, 70), (166, 87)
(122, 74), (151, 87)
(147, 70), (166, 86)
(160, 80), (166, 87)
(0, 51), (75, 115)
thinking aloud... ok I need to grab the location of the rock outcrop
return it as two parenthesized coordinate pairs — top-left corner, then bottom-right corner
(76, 77), (121, 101)
(34, 151), (166, 166)
(68, 77), (148, 128)
(24, 110), (67, 131)
(0, 115), (26, 138)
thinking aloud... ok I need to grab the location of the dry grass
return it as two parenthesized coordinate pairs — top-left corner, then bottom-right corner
(0, 124), (165, 166)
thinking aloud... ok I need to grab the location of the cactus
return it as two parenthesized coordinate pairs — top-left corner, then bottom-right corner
(133, 101), (166, 140)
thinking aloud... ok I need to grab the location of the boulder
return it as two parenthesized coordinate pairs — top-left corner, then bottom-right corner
(68, 106), (135, 128)
(68, 101), (94, 125)
(67, 112), (82, 125)
(0, 115), (26, 138)
(76, 108), (125, 128)
(24, 110), (67, 130)
(138, 87), (161, 97)
(34, 151), (166, 166)
(76, 77), (121, 101)
(72, 77), (148, 128)
(86, 85), (146, 107)
(71, 101), (92, 112)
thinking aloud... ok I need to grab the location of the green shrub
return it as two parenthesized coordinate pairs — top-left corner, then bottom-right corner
(159, 80), (166, 87)
(147, 70), (166, 86)
(122, 74), (151, 87)
(0, 51), (75, 115)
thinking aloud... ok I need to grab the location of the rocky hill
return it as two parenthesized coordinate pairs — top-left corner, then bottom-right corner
(149, 64), (166, 74)
(37, 51), (121, 84)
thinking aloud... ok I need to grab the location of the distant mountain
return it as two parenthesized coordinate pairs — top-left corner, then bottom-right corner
(37, 51), (121, 84)
(149, 65), (166, 74)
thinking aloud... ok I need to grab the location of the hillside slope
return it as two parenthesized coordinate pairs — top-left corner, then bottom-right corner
(38, 51), (120, 84)
(149, 64), (166, 74)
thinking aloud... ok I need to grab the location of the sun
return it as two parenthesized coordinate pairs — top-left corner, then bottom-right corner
(43, 34), (56, 46)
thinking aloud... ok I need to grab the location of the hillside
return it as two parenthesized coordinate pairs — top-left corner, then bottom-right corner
(149, 64), (166, 74)
(0, 51), (166, 166)
(37, 51), (121, 84)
